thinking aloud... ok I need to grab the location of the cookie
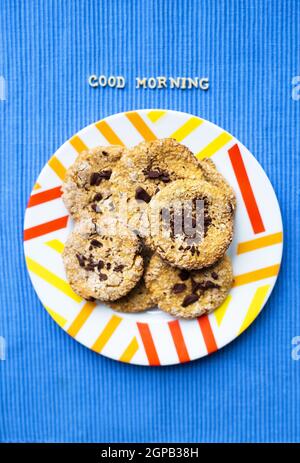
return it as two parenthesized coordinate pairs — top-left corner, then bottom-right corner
(148, 179), (234, 269)
(109, 278), (156, 313)
(62, 145), (124, 220)
(109, 247), (157, 312)
(145, 254), (233, 319)
(62, 215), (144, 301)
(199, 158), (236, 210)
(110, 138), (205, 236)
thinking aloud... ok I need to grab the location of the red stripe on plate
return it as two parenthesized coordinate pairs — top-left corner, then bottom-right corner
(24, 216), (69, 241)
(168, 320), (190, 363)
(198, 316), (218, 354)
(27, 186), (62, 208)
(228, 144), (265, 234)
(137, 323), (160, 366)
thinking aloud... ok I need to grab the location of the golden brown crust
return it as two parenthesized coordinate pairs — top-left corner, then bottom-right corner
(147, 179), (234, 269)
(62, 215), (144, 301)
(145, 254), (233, 319)
(62, 145), (124, 220)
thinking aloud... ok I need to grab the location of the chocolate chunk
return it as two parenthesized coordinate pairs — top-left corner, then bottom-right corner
(114, 264), (124, 272)
(161, 174), (170, 183)
(76, 254), (86, 267)
(135, 187), (151, 203)
(91, 239), (102, 248)
(90, 172), (102, 186)
(195, 280), (220, 290)
(191, 278), (201, 294)
(147, 170), (161, 179)
(106, 262), (111, 270)
(97, 260), (104, 270)
(182, 294), (199, 307)
(99, 272), (108, 281)
(172, 283), (187, 294)
(85, 263), (96, 271)
(102, 150), (108, 156)
(93, 193), (103, 202)
(98, 169), (112, 180)
(91, 203), (98, 212)
(211, 272), (218, 280)
(179, 269), (190, 281)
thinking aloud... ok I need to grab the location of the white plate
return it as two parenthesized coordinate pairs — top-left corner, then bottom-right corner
(24, 109), (283, 366)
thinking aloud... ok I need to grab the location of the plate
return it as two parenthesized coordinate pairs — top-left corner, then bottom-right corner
(24, 109), (283, 366)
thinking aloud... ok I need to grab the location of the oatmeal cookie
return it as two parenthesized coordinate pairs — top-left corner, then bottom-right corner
(145, 253), (233, 319)
(63, 215), (144, 301)
(147, 179), (234, 269)
(62, 145), (124, 220)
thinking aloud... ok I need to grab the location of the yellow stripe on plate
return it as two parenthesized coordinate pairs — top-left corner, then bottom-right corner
(214, 295), (232, 326)
(48, 156), (66, 181)
(44, 306), (67, 328)
(67, 301), (97, 337)
(69, 135), (88, 153)
(196, 132), (233, 159)
(95, 120), (125, 146)
(119, 337), (139, 363)
(26, 257), (82, 303)
(147, 110), (167, 123)
(45, 239), (64, 254)
(33, 182), (41, 190)
(233, 265), (280, 287)
(92, 315), (122, 353)
(237, 232), (283, 254)
(238, 285), (270, 334)
(170, 117), (203, 142)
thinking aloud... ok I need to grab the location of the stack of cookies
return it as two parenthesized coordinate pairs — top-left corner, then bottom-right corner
(62, 139), (235, 319)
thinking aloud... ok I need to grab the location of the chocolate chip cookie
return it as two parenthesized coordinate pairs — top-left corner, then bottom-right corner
(109, 247), (157, 312)
(110, 138), (205, 236)
(63, 215), (144, 301)
(62, 145), (124, 220)
(145, 253), (233, 319)
(148, 179), (234, 269)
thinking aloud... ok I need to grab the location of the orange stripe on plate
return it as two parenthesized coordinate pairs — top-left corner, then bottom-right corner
(95, 120), (125, 146)
(92, 315), (122, 353)
(137, 323), (160, 366)
(24, 216), (69, 241)
(233, 265), (280, 286)
(228, 144), (265, 234)
(48, 156), (66, 181)
(125, 112), (157, 141)
(69, 135), (88, 153)
(168, 320), (190, 363)
(198, 316), (218, 354)
(27, 186), (62, 208)
(237, 232), (283, 254)
(67, 301), (97, 337)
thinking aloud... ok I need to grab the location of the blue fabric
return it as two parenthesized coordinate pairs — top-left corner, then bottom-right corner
(0, 0), (299, 443)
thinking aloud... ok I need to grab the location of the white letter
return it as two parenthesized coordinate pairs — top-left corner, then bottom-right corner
(107, 76), (116, 87)
(199, 78), (209, 90)
(148, 77), (157, 89)
(157, 76), (167, 88)
(116, 76), (126, 88)
(169, 77), (181, 89)
(136, 77), (147, 88)
(188, 77), (199, 89)
(88, 75), (98, 88)
(291, 336), (300, 360)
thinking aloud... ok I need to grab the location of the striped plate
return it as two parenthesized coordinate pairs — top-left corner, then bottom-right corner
(23, 109), (283, 366)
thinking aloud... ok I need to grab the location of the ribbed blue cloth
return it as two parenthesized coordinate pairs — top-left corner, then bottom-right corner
(0, 0), (298, 443)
